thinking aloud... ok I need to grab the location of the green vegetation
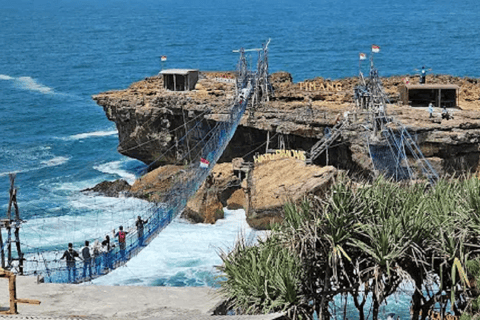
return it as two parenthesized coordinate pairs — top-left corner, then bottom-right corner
(217, 176), (480, 320)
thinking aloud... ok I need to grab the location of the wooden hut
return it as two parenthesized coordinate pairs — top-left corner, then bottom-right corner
(399, 84), (459, 108)
(160, 69), (199, 91)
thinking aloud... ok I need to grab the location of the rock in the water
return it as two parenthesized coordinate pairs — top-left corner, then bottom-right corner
(226, 188), (246, 210)
(182, 163), (241, 224)
(129, 165), (185, 202)
(82, 179), (131, 197)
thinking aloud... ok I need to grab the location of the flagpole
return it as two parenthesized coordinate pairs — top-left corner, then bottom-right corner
(359, 56), (361, 76)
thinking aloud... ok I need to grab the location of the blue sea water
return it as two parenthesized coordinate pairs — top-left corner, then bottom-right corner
(0, 0), (479, 316)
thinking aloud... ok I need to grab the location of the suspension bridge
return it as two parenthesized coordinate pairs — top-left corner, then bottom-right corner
(3, 42), (273, 284)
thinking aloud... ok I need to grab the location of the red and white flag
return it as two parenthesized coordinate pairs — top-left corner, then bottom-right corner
(200, 158), (209, 168)
(359, 53), (367, 60)
(161, 55), (167, 62)
(371, 45), (380, 53)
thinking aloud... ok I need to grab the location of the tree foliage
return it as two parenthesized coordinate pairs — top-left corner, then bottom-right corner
(217, 176), (480, 320)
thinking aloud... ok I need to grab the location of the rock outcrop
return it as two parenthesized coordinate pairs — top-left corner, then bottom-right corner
(82, 179), (131, 197)
(181, 163), (241, 224)
(86, 162), (242, 224)
(244, 158), (337, 229)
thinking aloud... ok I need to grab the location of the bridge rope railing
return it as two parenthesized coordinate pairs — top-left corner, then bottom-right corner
(20, 45), (266, 283)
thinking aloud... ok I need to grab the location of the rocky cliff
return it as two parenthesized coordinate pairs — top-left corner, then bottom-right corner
(92, 71), (480, 228)
(93, 72), (480, 176)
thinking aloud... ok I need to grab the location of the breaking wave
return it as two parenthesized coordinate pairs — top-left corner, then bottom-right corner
(0, 74), (55, 94)
(68, 130), (118, 140)
(40, 156), (70, 167)
(0, 74), (14, 80)
(93, 161), (137, 184)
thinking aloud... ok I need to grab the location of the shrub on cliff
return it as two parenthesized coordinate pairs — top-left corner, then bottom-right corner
(217, 176), (480, 320)
(217, 235), (307, 319)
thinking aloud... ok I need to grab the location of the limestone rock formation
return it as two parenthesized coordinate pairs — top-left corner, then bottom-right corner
(226, 189), (246, 210)
(93, 71), (480, 177)
(91, 70), (480, 229)
(244, 158), (337, 229)
(181, 163), (241, 224)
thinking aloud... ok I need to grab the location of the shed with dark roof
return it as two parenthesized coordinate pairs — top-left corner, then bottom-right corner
(399, 84), (459, 108)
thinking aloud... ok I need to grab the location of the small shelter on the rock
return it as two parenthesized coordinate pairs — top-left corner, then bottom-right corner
(160, 69), (199, 91)
(399, 84), (459, 108)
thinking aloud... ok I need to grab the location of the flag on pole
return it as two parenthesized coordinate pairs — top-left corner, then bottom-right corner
(161, 55), (167, 62)
(200, 158), (209, 168)
(371, 45), (380, 53)
(359, 53), (367, 60)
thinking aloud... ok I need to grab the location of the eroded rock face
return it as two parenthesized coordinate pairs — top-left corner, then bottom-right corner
(244, 158), (337, 229)
(93, 72), (480, 177)
(181, 163), (242, 224)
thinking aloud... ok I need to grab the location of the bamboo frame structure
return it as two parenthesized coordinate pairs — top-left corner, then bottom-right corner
(0, 268), (40, 314)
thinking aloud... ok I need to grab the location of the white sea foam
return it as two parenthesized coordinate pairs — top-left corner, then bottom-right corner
(0, 145), (60, 176)
(93, 208), (265, 286)
(0, 74), (55, 94)
(93, 161), (137, 184)
(16, 76), (54, 94)
(41, 156), (70, 167)
(0, 169), (23, 177)
(19, 195), (154, 251)
(68, 130), (118, 140)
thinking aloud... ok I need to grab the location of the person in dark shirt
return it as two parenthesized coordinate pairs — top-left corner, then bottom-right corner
(135, 216), (149, 246)
(60, 243), (80, 282)
(420, 66), (426, 84)
(101, 235), (113, 269)
(80, 240), (92, 279)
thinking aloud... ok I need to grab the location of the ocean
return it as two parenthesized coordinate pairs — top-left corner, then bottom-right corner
(1, 0), (479, 316)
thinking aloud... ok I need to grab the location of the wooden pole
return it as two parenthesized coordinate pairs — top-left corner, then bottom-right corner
(7, 175), (14, 268)
(11, 181), (23, 274)
(438, 89), (442, 108)
(265, 131), (270, 154)
(9, 273), (17, 314)
(0, 226), (4, 268)
(181, 106), (192, 163)
(14, 227), (23, 275)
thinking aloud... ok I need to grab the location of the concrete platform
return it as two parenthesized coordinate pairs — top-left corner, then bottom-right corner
(0, 276), (283, 320)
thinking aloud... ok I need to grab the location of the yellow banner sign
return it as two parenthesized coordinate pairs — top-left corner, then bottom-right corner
(254, 149), (306, 163)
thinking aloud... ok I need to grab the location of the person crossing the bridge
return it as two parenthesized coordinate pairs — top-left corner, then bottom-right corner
(136, 216), (149, 246)
(81, 240), (92, 279)
(60, 243), (81, 283)
(101, 235), (114, 270)
(115, 226), (129, 261)
(92, 239), (104, 275)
